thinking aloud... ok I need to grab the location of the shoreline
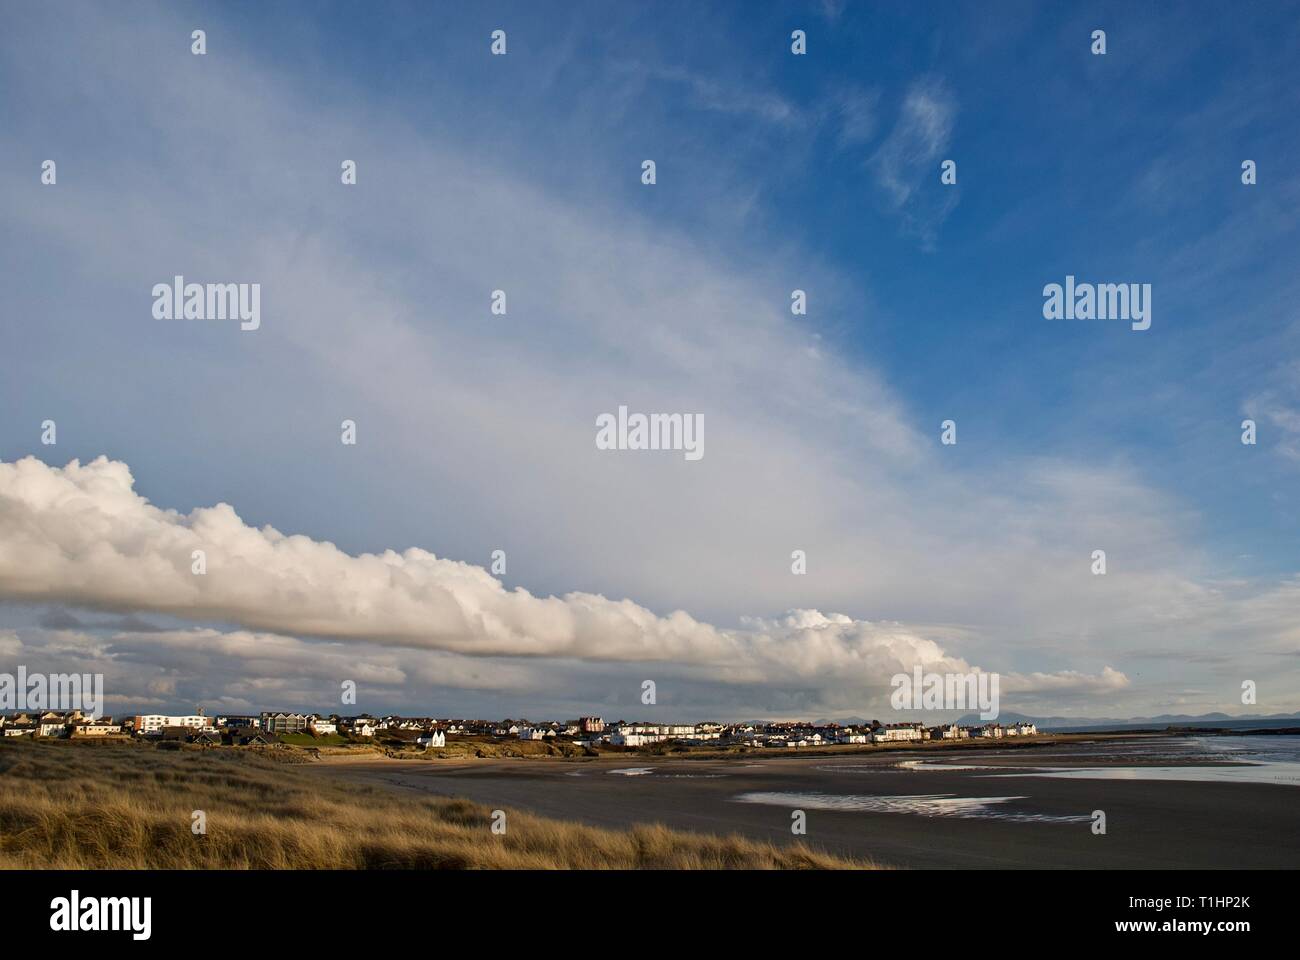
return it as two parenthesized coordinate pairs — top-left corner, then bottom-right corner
(305, 735), (1299, 869)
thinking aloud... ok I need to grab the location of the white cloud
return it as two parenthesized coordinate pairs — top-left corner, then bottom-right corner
(870, 77), (959, 243)
(0, 6), (1296, 718)
(818, 0), (848, 22)
(833, 86), (882, 147)
(629, 63), (801, 128)
(0, 456), (1123, 708)
(1245, 361), (1300, 462)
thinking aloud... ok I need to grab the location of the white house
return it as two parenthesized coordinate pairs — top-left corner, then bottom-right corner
(518, 727), (545, 741)
(72, 720), (122, 737)
(417, 730), (446, 749)
(133, 714), (214, 735)
(608, 732), (653, 747)
(310, 718), (337, 735)
(872, 723), (923, 743)
(37, 720), (70, 738)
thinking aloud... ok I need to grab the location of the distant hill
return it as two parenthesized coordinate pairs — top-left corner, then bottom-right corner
(811, 716), (871, 727)
(759, 712), (1300, 731)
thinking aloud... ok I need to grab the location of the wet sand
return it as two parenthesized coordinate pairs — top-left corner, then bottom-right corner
(307, 737), (1298, 869)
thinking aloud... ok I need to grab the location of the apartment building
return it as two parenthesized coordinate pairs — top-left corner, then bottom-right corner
(132, 714), (214, 735)
(261, 713), (311, 734)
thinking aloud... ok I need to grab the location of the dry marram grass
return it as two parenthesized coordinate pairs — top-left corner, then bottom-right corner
(0, 741), (878, 869)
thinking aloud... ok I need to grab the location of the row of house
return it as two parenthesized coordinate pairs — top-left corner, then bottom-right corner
(0, 711), (123, 738)
(515, 717), (1038, 749)
(702, 720), (1040, 748)
(0, 711), (360, 742)
(0, 709), (1039, 751)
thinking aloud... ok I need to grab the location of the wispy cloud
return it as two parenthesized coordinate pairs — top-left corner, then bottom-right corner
(832, 85), (881, 148)
(818, 0), (848, 23)
(870, 77), (958, 245)
(1, 3), (1297, 720)
(1245, 361), (1300, 463)
(620, 62), (802, 128)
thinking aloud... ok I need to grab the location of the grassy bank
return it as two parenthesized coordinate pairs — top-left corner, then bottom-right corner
(0, 740), (876, 869)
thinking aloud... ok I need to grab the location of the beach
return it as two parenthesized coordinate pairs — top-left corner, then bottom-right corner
(309, 735), (1300, 869)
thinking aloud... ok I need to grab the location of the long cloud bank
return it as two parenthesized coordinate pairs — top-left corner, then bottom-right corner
(0, 455), (1123, 699)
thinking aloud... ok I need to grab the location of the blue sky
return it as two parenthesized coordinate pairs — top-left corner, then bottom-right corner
(2, 1), (1299, 721)
(168, 0), (1300, 570)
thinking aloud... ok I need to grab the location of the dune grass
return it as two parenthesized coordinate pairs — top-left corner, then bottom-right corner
(0, 740), (877, 869)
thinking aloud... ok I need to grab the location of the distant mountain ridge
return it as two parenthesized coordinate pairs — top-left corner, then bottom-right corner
(951, 711), (1300, 730)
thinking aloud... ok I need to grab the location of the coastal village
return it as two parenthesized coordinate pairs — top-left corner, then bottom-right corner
(0, 711), (1037, 749)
